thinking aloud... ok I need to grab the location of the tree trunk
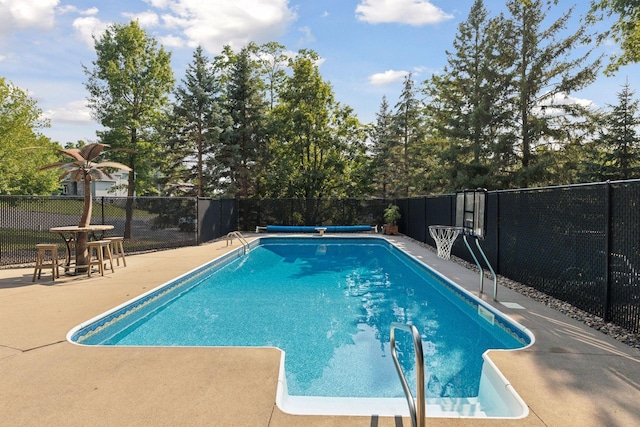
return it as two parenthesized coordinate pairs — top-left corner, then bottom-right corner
(125, 169), (135, 239)
(76, 176), (93, 272)
(197, 127), (203, 197)
(125, 142), (136, 239)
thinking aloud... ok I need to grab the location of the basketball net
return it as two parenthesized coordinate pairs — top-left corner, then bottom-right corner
(428, 226), (461, 260)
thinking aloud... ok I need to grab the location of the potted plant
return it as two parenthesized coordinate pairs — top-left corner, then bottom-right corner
(383, 204), (401, 235)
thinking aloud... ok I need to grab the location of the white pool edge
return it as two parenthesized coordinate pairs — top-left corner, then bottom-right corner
(67, 235), (534, 419)
(275, 347), (531, 418)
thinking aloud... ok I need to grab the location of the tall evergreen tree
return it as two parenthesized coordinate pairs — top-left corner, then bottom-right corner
(369, 96), (401, 199)
(164, 46), (226, 197)
(84, 20), (174, 237)
(393, 73), (426, 197)
(425, 0), (515, 190)
(217, 44), (268, 198)
(504, 0), (600, 187)
(590, 82), (640, 180)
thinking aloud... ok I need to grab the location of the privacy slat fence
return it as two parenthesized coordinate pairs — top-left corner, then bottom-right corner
(398, 180), (640, 333)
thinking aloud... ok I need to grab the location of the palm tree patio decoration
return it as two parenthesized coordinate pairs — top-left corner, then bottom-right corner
(40, 143), (131, 270)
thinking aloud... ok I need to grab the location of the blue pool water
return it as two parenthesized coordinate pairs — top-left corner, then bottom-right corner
(71, 237), (530, 409)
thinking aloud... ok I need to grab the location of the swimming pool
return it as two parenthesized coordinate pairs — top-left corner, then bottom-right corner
(68, 236), (533, 418)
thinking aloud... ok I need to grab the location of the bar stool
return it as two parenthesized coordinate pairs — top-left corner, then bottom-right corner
(87, 240), (115, 277)
(32, 244), (60, 282)
(104, 237), (126, 267)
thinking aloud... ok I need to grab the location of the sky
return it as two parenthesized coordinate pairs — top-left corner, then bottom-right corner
(1, 0), (639, 145)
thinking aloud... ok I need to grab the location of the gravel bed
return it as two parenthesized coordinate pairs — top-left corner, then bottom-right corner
(410, 238), (640, 352)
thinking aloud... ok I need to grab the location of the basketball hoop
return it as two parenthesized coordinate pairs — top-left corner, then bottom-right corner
(428, 225), (461, 260)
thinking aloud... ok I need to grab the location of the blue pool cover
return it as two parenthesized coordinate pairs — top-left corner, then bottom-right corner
(266, 225), (372, 233)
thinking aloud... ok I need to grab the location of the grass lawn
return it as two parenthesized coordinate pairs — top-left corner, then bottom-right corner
(0, 228), (66, 250)
(3, 198), (152, 217)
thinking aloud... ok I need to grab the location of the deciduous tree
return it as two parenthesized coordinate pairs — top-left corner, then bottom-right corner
(255, 42), (289, 110)
(0, 78), (59, 195)
(84, 20), (174, 237)
(590, 0), (640, 74)
(267, 50), (366, 220)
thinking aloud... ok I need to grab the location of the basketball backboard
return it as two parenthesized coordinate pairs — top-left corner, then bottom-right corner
(455, 189), (487, 239)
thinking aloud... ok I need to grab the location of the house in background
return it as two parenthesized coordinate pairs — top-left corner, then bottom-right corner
(61, 170), (130, 197)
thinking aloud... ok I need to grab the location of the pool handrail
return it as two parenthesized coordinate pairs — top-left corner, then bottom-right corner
(226, 231), (249, 254)
(462, 234), (498, 301)
(390, 322), (425, 427)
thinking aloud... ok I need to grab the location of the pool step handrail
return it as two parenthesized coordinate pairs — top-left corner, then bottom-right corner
(226, 231), (249, 254)
(390, 322), (425, 427)
(462, 234), (498, 301)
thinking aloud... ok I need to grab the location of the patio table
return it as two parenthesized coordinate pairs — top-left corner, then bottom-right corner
(49, 225), (114, 274)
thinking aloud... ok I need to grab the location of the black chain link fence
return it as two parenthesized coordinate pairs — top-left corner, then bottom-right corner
(398, 181), (640, 333)
(0, 196), (202, 267)
(609, 182), (640, 334)
(3, 185), (640, 333)
(0, 196), (378, 268)
(238, 198), (387, 230)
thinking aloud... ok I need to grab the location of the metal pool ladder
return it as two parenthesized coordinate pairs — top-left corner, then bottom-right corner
(226, 231), (249, 254)
(462, 234), (498, 300)
(390, 322), (425, 427)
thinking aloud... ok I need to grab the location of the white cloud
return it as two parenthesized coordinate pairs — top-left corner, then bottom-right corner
(159, 34), (185, 48)
(56, 5), (77, 15)
(160, 13), (187, 30)
(81, 7), (99, 16)
(298, 26), (315, 44)
(355, 0), (453, 26)
(57, 5), (98, 16)
(542, 92), (593, 107)
(43, 100), (93, 125)
(72, 16), (109, 49)
(369, 70), (409, 86)
(124, 11), (160, 28)
(147, 0), (297, 52)
(0, 0), (59, 37)
(144, 0), (172, 8)
(534, 92), (594, 116)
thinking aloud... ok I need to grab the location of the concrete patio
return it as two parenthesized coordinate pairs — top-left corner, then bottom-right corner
(1, 235), (639, 426)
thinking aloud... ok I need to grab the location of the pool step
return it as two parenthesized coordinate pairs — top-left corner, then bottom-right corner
(428, 397), (484, 417)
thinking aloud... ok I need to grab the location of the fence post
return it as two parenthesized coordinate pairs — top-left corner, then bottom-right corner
(196, 197), (200, 245)
(495, 191), (500, 275)
(235, 198), (239, 231)
(604, 181), (612, 322)
(101, 197), (105, 225)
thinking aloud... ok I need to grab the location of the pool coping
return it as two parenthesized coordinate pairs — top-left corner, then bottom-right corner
(1, 234), (639, 426)
(67, 235), (534, 419)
